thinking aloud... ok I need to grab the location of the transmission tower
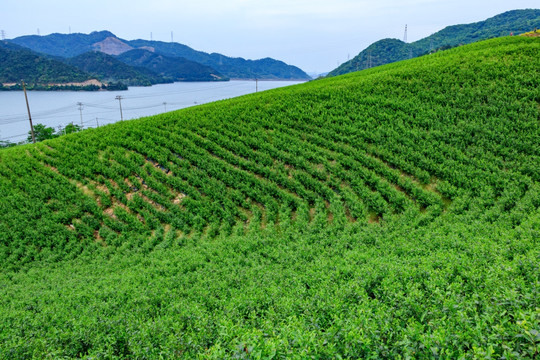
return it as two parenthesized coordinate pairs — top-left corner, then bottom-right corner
(404, 24), (408, 43)
(1, 30), (6, 43)
(171, 31), (174, 43)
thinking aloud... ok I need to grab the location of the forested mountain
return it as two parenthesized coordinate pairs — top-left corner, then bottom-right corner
(328, 9), (540, 76)
(1, 36), (539, 357)
(116, 49), (227, 82)
(128, 39), (311, 80)
(65, 51), (171, 86)
(0, 42), (95, 90)
(10, 31), (120, 58)
(10, 31), (311, 80)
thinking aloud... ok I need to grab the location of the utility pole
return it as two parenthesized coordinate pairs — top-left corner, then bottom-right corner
(255, 79), (258, 92)
(22, 80), (36, 144)
(150, 32), (153, 41)
(163, 102), (167, 112)
(115, 95), (124, 121)
(95, 118), (99, 127)
(77, 102), (84, 128)
(37, 28), (40, 36)
(1, 30), (6, 43)
(171, 31), (174, 43)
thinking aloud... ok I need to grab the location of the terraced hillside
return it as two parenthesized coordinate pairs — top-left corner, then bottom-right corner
(1, 37), (539, 358)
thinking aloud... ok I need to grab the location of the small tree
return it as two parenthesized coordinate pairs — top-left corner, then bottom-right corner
(60, 123), (82, 135)
(28, 124), (57, 143)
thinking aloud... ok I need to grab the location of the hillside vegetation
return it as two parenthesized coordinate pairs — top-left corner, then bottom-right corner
(117, 49), (227, 82)
(0, 37), (539, 358)
(128, 39), (312, 80)
(65, 51), (172, 86)
(329, 9), (540, 76)
(0, 43), (94, 89)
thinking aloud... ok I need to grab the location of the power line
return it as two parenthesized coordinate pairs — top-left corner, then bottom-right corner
(1, 81), (290, 136)
(1, 132), (28, 140)
(0, 104), (81, 122)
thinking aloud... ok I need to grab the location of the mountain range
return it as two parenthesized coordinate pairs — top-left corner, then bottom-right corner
(328, 9), (540, 77)
(9, 31), (310, 82)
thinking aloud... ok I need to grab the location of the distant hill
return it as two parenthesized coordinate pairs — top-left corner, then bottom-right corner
(117, 49), (227, 82)
(128, 39), (311, 80)
(328, 9), (540, 77)
(65, 51), (170, 86)
(10, 31), (116, 58)
(10, 31), (311, 80)
(0, 42), (97, 90)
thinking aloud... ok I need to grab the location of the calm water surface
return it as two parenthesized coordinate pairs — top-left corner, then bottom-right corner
(0, 80), (303, 142)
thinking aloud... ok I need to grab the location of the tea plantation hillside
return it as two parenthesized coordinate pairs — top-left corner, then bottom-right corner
(0, 37), (539, 358)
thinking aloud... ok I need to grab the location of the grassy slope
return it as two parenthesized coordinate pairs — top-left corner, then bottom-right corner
(0, 37), (539, 358)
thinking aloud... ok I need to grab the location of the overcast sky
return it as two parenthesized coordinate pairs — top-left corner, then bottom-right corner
(2, 0), (538, 74)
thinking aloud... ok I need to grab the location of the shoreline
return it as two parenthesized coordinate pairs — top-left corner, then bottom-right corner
(0, 78), (309, 92)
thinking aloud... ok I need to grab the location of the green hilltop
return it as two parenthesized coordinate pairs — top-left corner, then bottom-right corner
(0, 42), (96, 90)
(328, 9), (540, 76)
(0, 36), (539, 358)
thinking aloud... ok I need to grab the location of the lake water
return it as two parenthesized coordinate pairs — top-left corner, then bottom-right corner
(0, 80), (304, 143)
